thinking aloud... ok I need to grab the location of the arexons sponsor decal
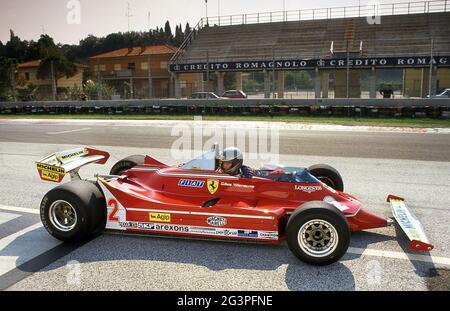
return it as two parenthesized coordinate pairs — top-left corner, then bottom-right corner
(178, 179), (205, 188)
(207, 216), (227, 227)
(295, 185), (322, 193)
(116, 221), (278, 240)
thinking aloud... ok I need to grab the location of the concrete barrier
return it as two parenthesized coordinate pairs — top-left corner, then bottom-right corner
(1, 98), (449, 118)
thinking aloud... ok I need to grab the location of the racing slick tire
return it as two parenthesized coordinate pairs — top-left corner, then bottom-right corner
(40, 180), (106, 242)
(308, 164), (344, 192)
(110, 155), (145, 175)
(286, 201), (350, 266)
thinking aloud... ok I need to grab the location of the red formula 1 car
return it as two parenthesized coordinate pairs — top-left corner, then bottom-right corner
(36, 144), (433, 266)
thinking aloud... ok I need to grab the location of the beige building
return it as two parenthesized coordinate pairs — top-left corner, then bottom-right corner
(17, 60), (87, 89)
(89, 45), (201, 98)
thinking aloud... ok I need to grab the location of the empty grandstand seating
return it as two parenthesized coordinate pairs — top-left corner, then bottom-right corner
(174, 12), (450, 63)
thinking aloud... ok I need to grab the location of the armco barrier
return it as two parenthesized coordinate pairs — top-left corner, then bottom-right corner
(1, 99), (450, 118)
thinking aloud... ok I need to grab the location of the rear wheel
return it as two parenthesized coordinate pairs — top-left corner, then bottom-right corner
(286, 201), (350, 266)
(308, 164), (344, 192)
(110, 155), (145, 175)
(40, 180), (106, 242)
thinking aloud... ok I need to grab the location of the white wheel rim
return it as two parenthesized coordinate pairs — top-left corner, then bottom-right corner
(49, 200), (78, 232)
(298, 219), (339, 258)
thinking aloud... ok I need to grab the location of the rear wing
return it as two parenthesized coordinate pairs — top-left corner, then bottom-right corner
(387, 195), (434, 252)
(36, 147), (110, 183)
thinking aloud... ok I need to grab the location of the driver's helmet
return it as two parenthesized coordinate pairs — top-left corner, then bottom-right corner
(219, 147), (243, 175)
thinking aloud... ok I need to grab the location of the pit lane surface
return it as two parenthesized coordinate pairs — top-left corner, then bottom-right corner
(0, 119), (449, 291)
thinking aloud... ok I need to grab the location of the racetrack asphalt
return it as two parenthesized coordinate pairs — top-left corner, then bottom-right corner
(0, 119), (449, 291)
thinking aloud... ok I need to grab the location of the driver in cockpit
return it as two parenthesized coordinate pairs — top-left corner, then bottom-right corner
(216, 147), (284, 179)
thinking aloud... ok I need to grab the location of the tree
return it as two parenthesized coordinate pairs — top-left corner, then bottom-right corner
(164, 21), (173, 43)
(5, 30), (28, 62)
(184, 23), (191, 39)
(36, 48), (77, 88)
(0, 41), (5, 57)
(174, 24), (184, 47)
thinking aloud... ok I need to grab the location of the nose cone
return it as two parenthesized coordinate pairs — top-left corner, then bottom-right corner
(348, 207), (389, 232)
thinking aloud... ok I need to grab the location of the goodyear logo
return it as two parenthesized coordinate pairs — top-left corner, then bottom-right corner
(178, 179), (205, 188)
(149, 213), (171, 223)
(36, 163), (66, 174)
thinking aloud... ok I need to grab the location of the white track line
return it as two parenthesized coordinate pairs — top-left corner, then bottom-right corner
(47, 128), (91, 135)
(0, 205), (39, 215)
(348, 247), (450, 266)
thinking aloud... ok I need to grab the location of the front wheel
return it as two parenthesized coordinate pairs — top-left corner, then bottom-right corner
(40, 180), (106, 242)
(286, 201), (350, 266)
(308, 164), (344, 192)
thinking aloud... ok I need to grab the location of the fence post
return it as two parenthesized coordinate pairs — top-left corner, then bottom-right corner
(408, 2), (410, 14)
(313, 9), (315, 20)
(270, 12), (272, 23)
(392, 3), (394, 15)
(257, 13), (259, 23)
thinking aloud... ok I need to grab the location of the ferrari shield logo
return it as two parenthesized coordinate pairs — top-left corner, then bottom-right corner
(207, 180), (219, 194)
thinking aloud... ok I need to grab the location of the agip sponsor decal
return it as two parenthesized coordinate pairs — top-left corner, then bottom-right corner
(178, 179), (205, 188)
(149, 212), (171, 223)
(207, 216), (227, 227)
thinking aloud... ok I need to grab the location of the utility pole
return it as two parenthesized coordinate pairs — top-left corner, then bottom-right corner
(206, 50), (210, 94)
(205, 0), (209, 25)
(126, 2), (134, 32)
(50, 60), (57, 101)
(428, 39), (434, 98)
(346, 41), (350, 99)
(148, 55), (153, 99)
(147, 12), (151, 29)
(10, 63), (17, 102)
(272, 48), (276, 99)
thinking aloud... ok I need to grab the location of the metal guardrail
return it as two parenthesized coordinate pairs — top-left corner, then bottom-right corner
(1, 99), (450, 109)
(170, 0), (450, 64)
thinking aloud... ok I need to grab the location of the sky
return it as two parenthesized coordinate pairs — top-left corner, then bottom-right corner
(1, 0), (421, 45)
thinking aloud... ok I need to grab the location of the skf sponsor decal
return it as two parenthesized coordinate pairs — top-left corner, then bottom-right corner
(178, 179), (205, 188)
(295, 185), (322, 193)
(207, 179), (219, 194)
(207, 216), (227, 227)
(149, 212), (171, 223)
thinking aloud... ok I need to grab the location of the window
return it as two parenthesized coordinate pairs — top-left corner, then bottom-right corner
(128, 63), (136, 70)
(141, 62), (149, 70)
(94, 64), (106, 72)
(160, 61), (168, 69)
(114, 64), (121, 71)
(25, 72), (30, 81)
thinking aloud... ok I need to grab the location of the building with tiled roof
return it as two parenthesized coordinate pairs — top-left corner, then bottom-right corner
(88, 44), (200, 99)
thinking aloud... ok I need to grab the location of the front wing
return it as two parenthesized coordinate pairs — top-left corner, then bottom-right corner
(387, 195), (434, 252)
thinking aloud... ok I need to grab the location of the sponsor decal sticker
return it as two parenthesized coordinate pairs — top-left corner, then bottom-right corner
(207, 216), (227, 227)
(178, 179), (205, 188)
(149, 212), (171, 223)
(238, 230), (259, 238)
(36, 163), (66, 174)
(295, 185), (322, 193)
(207, 179), (219, 194)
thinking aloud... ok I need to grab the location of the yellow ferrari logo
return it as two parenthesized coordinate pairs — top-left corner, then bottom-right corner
(207, 180), (219, 194)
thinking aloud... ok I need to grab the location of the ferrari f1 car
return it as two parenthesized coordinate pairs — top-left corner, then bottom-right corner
(36, 144), (434, 266)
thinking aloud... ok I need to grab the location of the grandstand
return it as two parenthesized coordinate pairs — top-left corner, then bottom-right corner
(168, 1), (450, 99)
